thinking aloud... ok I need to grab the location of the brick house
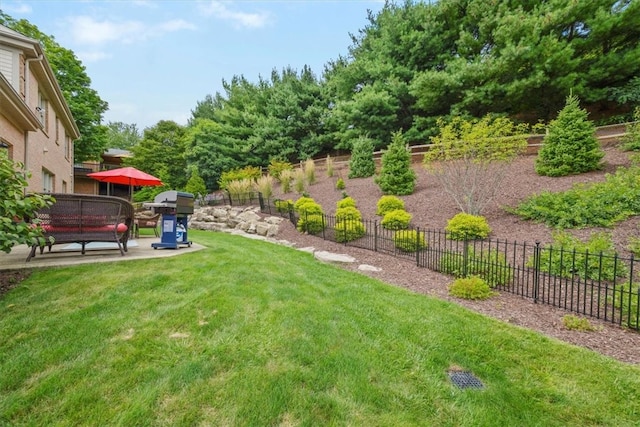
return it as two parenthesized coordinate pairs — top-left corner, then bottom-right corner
(0, 24), (80, 193)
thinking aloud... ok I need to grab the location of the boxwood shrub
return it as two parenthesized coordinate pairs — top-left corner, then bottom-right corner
(439, 247), (512, 287)
(446, 213), (491, 240)
(335, 220), (366, 243)
(336, 196), (357, 210)
(448, 276), (497, 300)
(294, 196), (325, 234)
(376, 195), (405, 216)
(381, 209), (412, 230)
(334, 205), (365, 242)
(394, 229), (427, 252)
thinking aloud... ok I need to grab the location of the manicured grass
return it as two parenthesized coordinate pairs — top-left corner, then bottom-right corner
(1, 230), (639, 426)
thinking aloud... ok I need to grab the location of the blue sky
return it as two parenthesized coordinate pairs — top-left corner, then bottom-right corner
(1, 0), (385, 130)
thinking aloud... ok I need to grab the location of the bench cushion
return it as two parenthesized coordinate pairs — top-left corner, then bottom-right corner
(42, 223), (128, 233)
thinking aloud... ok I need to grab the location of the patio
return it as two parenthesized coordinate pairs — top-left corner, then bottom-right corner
(0, 235), (204, 271)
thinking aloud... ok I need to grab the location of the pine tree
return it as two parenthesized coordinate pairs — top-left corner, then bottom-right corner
(375, 131), (416, 195)
(348, 136), (376, 178)
(535, 95), (604, 177)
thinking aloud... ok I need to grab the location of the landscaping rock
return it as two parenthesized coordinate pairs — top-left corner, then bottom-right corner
(358, 264), (382, 272)
(314, 251), (356, 264)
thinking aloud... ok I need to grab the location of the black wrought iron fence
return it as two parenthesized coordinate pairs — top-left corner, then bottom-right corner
(205, 191), (264, 207)
(258, 197), (640, 331)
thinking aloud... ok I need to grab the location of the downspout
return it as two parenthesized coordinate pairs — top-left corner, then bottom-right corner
(23, 54), (44, 171)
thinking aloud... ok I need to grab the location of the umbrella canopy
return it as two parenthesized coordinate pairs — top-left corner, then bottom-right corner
(87, 167), (163, 187)
(88, 167), (163, 199)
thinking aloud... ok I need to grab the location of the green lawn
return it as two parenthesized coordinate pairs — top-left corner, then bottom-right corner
(1, 230), (639, 426)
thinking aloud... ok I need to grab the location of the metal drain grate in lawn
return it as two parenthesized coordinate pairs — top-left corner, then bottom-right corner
(448, 371), (485, 389)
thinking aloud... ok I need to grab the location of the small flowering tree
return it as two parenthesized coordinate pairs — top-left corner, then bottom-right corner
(424, 115), (530, 215)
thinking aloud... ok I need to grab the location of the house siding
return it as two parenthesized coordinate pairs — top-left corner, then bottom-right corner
(0, 24), (79, 193)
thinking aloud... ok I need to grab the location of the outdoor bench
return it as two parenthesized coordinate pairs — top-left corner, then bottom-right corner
(26, 193), (134, 262)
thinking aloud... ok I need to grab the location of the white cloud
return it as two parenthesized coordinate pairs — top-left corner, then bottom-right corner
(2, 2), (32, 14)
(76, 50), (112, 63)
(65, 16), (196, 46)
(158, 19), (197, 33)
(131, 0), (157, 7)
(199, 1), (271, 29)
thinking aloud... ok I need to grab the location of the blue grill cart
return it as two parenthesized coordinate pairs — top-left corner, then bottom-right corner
(144, 191), (194, 249)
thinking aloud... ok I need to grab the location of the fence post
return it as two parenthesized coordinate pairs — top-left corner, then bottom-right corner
(289, 209), (297, 227)
(635, 286), (640, 331)
(462, 235), (469, 278)
(343, 217), (348, 245)
(258, 192), (265, 212)
(416, 227), (420, 266)
(226, 190), (232, 206)
(374, 220), (378, 252)
(533, 241), (541, 303)
(321, 214), (326, 240)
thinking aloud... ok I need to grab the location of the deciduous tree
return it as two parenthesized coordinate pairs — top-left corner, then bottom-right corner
(424, 115), (529, 215)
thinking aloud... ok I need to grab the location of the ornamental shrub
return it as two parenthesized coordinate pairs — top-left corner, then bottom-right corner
(621, 107), (640, 151)
(440, 248), (513, 287)
(268, 159), (293, 180)
(279, 169), (293, 193)
(446, 213), (491, 240)
(304, 158), (316, 185)
(562, 315), (599, 332)
(535, 95), (604, 176)
(510, 165), (640, 228)
(376, 195), (405, 216)
(608, 283), (639, 328)
(293, 168), (306, 193)
(335, 206), (363, 222)
(394, 229), (427, 252)
(336, 178), (345, 190)
(334, 204), (365, 242)
(336, 196), (357, 209)
(375, 131), (416, 195)
(527, 231), (627, 281)
(0, 152), (54, 253)
(348, 136), (376, 178)
(381, 209), (412, 230)
(219, 166), (262, 189)
(448, 276), (496, 300)
(335, 220), (366, 243)
(294, 196), (325, 234)
(274, 199), (294, 213)
(226, 179), (253, 204)
(253, 175), (274, 200)
(325, 155), (335, 177)
(294, 196), (318, 213)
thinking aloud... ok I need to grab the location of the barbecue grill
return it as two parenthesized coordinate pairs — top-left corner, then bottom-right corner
(143, 191), (194, 249)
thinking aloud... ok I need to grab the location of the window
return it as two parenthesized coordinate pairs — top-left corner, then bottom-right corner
(37, 91), (48, 131)
(55, 118), (60, 145)
(62, 180), (67, 193)
(65, 135), (70, 160)
(0, 139), (11, 160)
(0, 47), (18, 89)
(42, 169), (54, 193)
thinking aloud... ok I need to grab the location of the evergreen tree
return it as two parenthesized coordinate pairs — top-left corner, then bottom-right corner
(348, 136), (376, 178)
(375, 131), (416, 195)
(536, 95), (604, 177)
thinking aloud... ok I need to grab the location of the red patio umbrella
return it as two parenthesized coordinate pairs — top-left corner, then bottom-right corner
(87, 167), (163, 198)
